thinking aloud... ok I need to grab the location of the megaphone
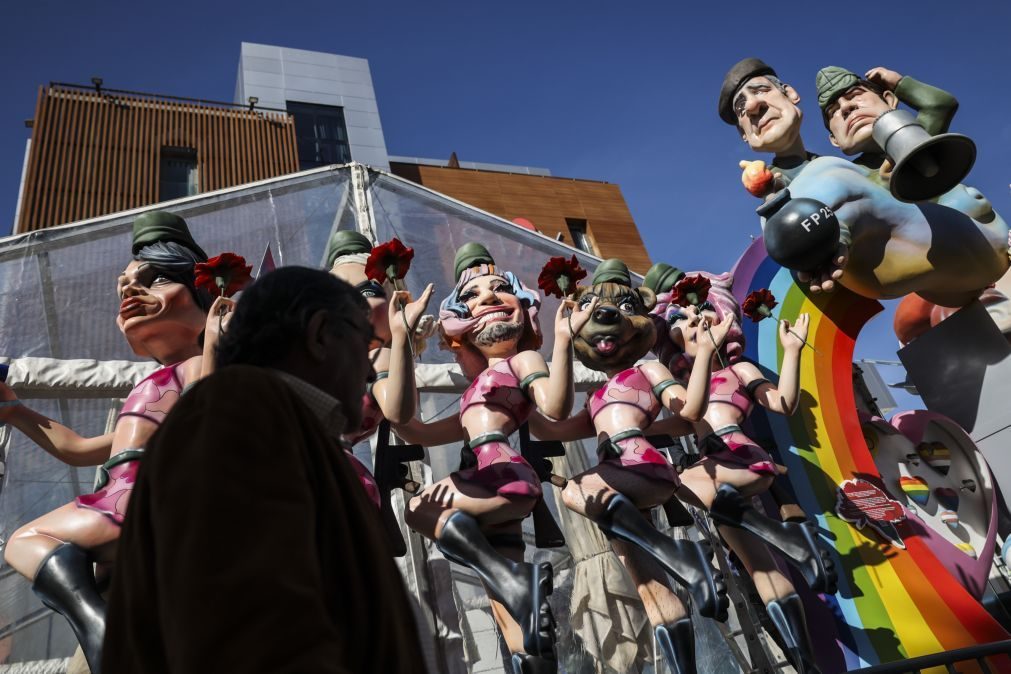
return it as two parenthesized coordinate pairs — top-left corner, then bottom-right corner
(872, 109), (976, 203)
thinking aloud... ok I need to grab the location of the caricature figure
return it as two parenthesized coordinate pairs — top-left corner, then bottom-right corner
(396, 243), (591, 673)
(719, 58), (1008, 305)
(0, 211), (222, 673)
(530, 259), (731, 674)
(649, 269), (835, 674)
(325, 231), (434, 507)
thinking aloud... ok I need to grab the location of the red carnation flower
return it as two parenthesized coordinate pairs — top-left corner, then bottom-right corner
(670, 274), (711, 307)
(538, 255), (587, 298)
(194, 252), (253, 298)
(742, 289), (778, 322)
(365, 238), (414, 285)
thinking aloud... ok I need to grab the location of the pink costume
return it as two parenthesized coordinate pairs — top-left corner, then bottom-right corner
(339, 382), (385, 509)
(587, 366), (678, 483)
(700, 366), (776, 474)
(457, 357), (542, 499)
(76, 362), (185, 525)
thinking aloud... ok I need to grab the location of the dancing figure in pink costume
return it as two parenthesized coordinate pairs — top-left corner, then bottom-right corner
(530, 259), (732, 674)
(396, 242), (593, 673)
(326, 230), (434, 507)
(0, 211), (225, 673)
(646, 266), (835, 674)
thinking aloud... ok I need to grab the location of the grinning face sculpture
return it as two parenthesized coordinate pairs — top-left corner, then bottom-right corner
(571, 282), (657, 374)
(116, 259), (206, 360)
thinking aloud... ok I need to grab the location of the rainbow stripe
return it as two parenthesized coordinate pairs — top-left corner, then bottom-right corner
(731, 239), (1009, 672)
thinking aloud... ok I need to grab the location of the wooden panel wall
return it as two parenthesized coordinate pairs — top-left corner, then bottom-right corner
(17, 86), (299, 234)
(389, 163), (651, 274)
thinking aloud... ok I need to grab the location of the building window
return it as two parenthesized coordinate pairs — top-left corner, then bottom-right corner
(159, 147), (199, 201)
(566, 218), (596, 255)
(287, 101), (352, 169)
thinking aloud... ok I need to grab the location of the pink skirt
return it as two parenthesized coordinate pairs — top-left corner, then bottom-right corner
(458, 436), (542, 500)
(75, 450), (144, 525)
(699, 426), (777, 475)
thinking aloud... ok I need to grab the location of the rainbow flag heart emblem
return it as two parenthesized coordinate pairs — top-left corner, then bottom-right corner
(899, 475), (930, 506)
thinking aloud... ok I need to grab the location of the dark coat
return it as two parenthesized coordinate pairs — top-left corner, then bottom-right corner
(103, 365), (427, 673)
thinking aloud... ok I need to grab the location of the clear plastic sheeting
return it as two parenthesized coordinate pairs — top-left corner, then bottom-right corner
(0, 163), (716, 673)
(0, 168), (353, 665)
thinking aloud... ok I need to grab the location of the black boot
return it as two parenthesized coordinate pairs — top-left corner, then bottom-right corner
(595, 494), (728, 621)
(32, 543), (106, 674)
(655, 618), (696, 674)
(766, 594), (820, 674)
(511, 652), (558, 674)
(437, 511), (555, 657)
(709, 484), (837, 594)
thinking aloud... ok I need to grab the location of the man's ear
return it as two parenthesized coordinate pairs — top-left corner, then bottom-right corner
(784, 84), (801, 104)
(829, 132), (841, 149)
(305, 309), (330, 361)
(882, 90), (899, 110)
(637, 287), (656, 312)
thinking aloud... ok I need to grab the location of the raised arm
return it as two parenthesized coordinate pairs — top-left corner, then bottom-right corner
(514, 297), (597, 421)
(866, 67), (959, 136)
(373, 285), (434, 425)
(736, 314), (809, 415)
(0, 381), (112, 466)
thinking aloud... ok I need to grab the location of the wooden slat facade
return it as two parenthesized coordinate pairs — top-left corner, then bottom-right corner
(17, 85), (299, 234)
(389, 162), (651, 274)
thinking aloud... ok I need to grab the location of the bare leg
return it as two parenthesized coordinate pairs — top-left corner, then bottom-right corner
(680, 460), (836, 594)
(611, 539), (687, 626)
(406, 474), (554, 659)
(5, 503), (121, 580)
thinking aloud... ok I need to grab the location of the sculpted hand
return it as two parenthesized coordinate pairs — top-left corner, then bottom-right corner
(796, 243), (849, 294)
(865, 67), (903, 91)
(204, 296), (237, 349)
(779, 313), (810, 351)
(558, 296), (598, 340)
(704, 314), (736, 351)
(390, 283), (435, 340)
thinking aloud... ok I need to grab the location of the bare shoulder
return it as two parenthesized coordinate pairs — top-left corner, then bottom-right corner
(730, 360), (765, 383)
(638, 360), (676, 385)
(510, 349), (548, 377)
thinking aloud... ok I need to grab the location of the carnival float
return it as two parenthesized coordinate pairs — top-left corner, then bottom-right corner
(0, 57), (1010, 674)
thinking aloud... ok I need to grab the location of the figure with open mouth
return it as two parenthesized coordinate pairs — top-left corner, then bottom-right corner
(0, 211), (221, 673)
(529, 258), (733, 674)
(394, 242), (594, 673)
(325, 230), (435, 509)
(648, 268), (835, 674)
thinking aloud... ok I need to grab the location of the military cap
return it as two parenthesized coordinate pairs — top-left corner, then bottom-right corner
(816, 66), (861, 113)
(591, 259), (632, 286)
(642, 262), (685, 295)
(131, 210), (207, 260)
(719, 57), (777, 125)
(325, 230), (373, 269)
(453, 242), (496, 280)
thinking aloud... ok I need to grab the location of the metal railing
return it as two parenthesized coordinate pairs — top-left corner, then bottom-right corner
(848, 639), (1011, 673)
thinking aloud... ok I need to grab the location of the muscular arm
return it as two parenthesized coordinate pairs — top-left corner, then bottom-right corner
(370, 341), (416, 425)
(528, 409), (594, 442)
(645, 414), (695, 438)
(895, 76), (959, 136)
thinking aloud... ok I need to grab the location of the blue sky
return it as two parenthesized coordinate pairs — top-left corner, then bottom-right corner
(2, 0), (1009, 410)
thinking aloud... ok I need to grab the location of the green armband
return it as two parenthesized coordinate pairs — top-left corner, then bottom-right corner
(519, 371), (549, 398)
(652, 379), (678, 400)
